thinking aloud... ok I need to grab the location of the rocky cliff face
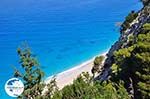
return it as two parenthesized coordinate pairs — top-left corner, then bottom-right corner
(98, 1), (150, 81)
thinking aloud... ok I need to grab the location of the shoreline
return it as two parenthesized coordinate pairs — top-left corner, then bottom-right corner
(45, 51), (108, 89)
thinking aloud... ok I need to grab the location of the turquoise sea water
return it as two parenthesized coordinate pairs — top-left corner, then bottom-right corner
(0, 0), (142, 98)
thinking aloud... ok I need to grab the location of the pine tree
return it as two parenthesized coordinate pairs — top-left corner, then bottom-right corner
(111, 23), (150, 98)
(13, 45), (45, 98)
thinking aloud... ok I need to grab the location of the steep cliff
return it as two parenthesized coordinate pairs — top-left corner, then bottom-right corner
(97, 1), (150, 99)
(99, 0), (150, 79)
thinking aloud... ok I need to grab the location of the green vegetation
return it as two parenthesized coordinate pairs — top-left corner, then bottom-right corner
(111, 23), (150, 98)
(92, 56), (105, 77)
(94, 56), (105, 66)
(13, 24), (150, 99)
(14, 46), (45, 98)
(44, 77), (59, 98)
(13, 47), (129, 99)
(11, 2), (149, 98)
(121, 11), (138, 32)
(51, 72), (129, 99)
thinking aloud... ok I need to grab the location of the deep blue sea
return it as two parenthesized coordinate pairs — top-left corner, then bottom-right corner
(0, 0), (142, 98)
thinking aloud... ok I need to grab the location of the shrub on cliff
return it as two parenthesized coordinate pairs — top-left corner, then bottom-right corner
(121, 11), (138, 32)
(92, 56), (105, 77)
(111, 23), (150, 98)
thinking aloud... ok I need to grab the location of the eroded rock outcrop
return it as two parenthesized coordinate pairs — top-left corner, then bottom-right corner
(97, 1), (150, 81)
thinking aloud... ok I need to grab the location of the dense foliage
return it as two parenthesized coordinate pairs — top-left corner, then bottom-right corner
(112, 23), (150, 99)
(51, 72), (129, 99)
(14, 45), (45, 98)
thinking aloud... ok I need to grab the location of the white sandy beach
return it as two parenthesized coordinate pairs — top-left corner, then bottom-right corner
(45, 51), (107, 89)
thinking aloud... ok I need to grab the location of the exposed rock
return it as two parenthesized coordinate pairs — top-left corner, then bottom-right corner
(98, 2), (150, 81)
